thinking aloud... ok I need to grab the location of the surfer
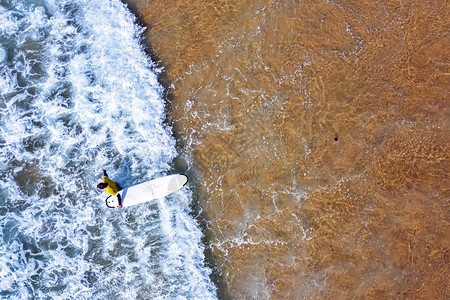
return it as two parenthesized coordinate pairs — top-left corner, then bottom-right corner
(97, 170), (123, 208)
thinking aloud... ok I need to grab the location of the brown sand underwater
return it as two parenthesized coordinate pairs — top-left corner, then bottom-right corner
(127, 0), (448, 298)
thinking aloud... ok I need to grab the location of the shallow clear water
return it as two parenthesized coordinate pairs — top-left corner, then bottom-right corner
(0, 0), (216, 298)
(129, 0), (448, 298)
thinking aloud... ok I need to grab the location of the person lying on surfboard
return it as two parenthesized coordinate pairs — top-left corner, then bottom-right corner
(97, 170), (123, 208)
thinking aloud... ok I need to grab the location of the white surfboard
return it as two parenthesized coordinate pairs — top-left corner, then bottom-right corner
(105, 174), (188, 208)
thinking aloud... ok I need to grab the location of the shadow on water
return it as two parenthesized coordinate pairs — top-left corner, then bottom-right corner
(115, 160), (133, 187)
(119, 1), (229, 298)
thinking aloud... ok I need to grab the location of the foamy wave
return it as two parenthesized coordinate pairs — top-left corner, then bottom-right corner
(0, 0), (216, 298)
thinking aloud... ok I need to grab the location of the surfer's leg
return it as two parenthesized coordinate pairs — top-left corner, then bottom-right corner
(117, 194), (123, 208)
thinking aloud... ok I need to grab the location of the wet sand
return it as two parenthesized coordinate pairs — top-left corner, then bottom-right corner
(126, 0), (448, 298)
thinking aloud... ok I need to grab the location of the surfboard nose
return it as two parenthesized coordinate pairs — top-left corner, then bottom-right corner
(167, 174), (188, 193)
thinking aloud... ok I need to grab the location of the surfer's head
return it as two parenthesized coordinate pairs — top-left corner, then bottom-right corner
(97, 183), (108, 189)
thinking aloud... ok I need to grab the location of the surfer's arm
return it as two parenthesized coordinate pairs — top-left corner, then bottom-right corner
(103, 169), (108, 177)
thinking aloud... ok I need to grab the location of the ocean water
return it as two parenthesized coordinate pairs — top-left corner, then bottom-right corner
(0, 0), (216, 299)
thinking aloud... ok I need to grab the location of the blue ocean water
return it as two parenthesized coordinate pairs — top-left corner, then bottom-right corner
(0, 0), (217, 298)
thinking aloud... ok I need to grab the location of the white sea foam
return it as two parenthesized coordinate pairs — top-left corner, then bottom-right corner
(0, 0), (216, 298)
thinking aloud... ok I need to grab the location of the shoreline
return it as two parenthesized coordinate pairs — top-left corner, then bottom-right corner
(121, 0), (229, 298)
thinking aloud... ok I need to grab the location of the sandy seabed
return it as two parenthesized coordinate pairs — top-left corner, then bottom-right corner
(126, 0), (448, 298)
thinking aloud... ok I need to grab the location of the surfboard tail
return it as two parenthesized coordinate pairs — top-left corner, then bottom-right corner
(105, 195), (116, 208)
